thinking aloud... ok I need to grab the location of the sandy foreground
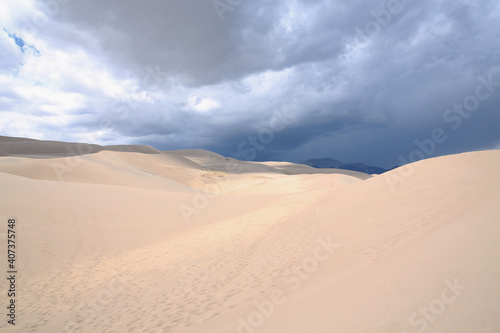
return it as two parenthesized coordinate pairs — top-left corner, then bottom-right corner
(0, 136), (499, 333)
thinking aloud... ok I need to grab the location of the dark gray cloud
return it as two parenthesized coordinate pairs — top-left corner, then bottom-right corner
(1, 0), (499, 167)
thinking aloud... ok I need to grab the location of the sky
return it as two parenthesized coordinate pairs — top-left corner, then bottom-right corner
(0, 0), (499, 168)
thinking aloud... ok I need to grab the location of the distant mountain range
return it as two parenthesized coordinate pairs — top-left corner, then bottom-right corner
(302, 158), (392, 175)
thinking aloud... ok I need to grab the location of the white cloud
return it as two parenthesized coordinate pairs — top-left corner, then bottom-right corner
(0, 30), (23, 72)
(187, 96), (221, 112)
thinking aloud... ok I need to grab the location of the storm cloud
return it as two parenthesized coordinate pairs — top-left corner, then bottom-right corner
(1, 0), (499, 167)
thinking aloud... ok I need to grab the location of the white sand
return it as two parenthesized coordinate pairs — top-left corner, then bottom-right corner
(1, 136), (499, 333)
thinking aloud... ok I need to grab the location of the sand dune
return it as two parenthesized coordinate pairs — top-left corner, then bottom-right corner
(1, 136), (499, 333)
(169, 149), (287, 175)
(0, 135), (166, 156)
(257, 161), (372, 179)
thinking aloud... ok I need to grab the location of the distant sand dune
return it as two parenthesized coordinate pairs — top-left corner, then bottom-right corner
(1, 136), (499, 333)
(0, 135), (165, 156)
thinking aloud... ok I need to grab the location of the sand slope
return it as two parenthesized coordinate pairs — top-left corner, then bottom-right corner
(0, 136), (499, 333)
